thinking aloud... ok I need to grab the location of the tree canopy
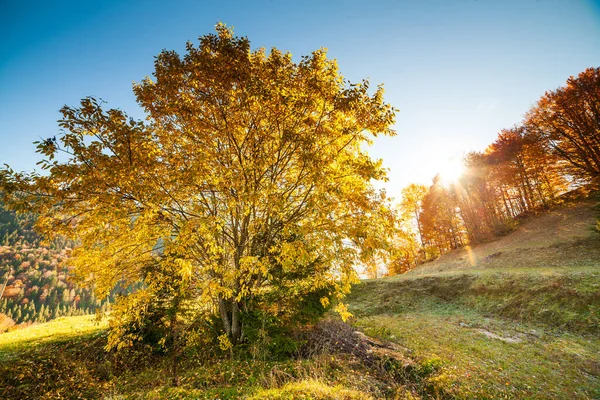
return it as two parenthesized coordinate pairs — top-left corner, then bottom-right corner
(525, 67), (600, 181)
(1, 24), (396, 348)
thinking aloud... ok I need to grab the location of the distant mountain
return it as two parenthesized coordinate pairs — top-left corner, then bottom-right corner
(0, 200), (108, 330)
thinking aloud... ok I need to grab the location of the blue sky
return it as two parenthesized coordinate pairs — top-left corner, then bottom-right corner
(1, 0), (599, 200)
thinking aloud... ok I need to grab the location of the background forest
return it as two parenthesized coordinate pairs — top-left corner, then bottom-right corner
(391, 67), (600, 274)
(0, 203), (110, 329)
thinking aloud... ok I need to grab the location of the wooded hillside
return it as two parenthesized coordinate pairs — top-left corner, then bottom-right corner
(0, 201), (108, 329)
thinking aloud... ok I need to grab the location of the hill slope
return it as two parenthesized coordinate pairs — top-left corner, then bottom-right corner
(347, 194), (600, 399)
(410, 196), (600, 275)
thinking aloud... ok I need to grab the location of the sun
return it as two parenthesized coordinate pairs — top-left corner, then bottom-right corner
(437, 157), (465, 185)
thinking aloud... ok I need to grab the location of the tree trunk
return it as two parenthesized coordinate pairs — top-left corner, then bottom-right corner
(170, 312), (180, 387)
(218, 297), (231, 337)
(218, 297), (242, 345)
(231, 301), (241, 345)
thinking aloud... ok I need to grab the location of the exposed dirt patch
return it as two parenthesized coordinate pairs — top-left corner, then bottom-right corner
(476, 329), (522, 343)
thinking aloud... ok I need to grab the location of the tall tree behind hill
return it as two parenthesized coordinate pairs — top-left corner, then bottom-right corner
(419, 176), (466, 258)
(452, 127), (567, 245)
(525, 67), (600, 181)
(453, 152), (509, 244)
(485, 127), (567, 213)
(388, 184), (427, 274)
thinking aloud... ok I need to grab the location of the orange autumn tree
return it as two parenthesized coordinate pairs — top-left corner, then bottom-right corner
(525, 67), (600, 181)
(1, 24), (396, 348)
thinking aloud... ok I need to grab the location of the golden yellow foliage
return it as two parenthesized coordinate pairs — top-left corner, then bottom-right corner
(1, 24), (397, 346)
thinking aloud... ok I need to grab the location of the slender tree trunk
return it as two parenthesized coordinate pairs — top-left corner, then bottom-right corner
(500, 186), (513, 218)
(170, 312), (180, 387)
(231, 301), (241, 345)
(414, 209), (425, 248)
(219, 297), (231, 337)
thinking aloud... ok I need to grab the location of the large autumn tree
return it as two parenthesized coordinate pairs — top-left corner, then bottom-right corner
(1, 24), (396, 347)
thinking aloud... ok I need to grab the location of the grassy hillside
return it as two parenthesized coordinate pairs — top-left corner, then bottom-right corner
(347, 193), (600, 399)
(0, 194), (598, 399)
(408, 196), (600, 274)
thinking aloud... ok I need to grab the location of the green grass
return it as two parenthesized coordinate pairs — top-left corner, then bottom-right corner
(0, 315), (112, 399)
(0, 315), (107, 361)
(346, 246), (600, 396)
(351, 268), (600, 334)
(354, 312), (599, 399)
(343, 197), (600, 399)
(347, 267), (600, 398)
(348, 282), (600, 399)
(112, 351), (417, 399)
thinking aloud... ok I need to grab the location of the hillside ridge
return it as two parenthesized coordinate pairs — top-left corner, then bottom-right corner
(405, 193), (600, 276)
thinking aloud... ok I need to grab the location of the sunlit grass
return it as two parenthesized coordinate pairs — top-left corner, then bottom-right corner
(0, 314), (107, 361)
(355, 312), (600, 399)
(347, 241), (600, 399)
(248, 379), (372, 399)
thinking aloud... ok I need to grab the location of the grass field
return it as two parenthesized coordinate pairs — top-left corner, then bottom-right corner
(346, 195), (600, 399)
(0, 315), (107, 361)
(348, 271), (600, 399)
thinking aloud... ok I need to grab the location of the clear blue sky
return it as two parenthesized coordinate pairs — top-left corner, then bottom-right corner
(1, 0), (599, 200)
